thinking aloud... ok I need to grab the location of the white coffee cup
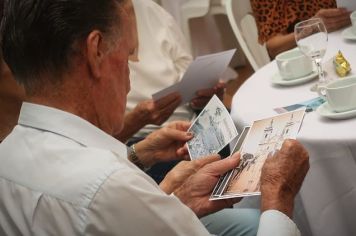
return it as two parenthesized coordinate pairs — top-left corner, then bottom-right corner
(276, 49), (313, 80)
(317, 76), (356, 113)
(351, 11), (356, 34)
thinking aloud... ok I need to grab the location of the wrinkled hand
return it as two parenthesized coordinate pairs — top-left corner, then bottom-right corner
(134, 92), (181, 126)
(190, 81), (226, 110)
(135, 121), (193, 167)
(160, 155), (221, 194)
(174, 153), (241, 218)
(315, 8), (351, 32)
(260, 139), (309, 218)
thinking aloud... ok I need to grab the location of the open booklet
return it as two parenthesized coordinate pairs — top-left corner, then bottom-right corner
(152, 49), (236, 105)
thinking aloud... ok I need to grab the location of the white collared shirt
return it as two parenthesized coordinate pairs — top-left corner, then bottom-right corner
(0, 102), (209, 235)
(0, 103), (300, 236)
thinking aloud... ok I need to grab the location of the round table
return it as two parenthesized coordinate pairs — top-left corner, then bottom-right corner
(231, 28), (356, 236)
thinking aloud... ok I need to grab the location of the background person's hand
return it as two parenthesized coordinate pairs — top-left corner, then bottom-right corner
(135, 121), (193, 167)
(190, 81), (226, 110)
(114, 92), (181, 142)
(135, 92), (181, 126)
(260, 139), (309, 218)
(159, 155), (221, 194)
(315, 8), (351, 32)
(174, 152), (242, 218)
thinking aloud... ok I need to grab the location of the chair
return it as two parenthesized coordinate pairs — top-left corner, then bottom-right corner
(225, 0), (270, 71)
(180, 0), (227, 53)
(151, 0), (161, 5)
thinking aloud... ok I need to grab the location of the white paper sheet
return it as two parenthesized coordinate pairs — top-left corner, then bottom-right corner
(337, 0), (356, 11)
(152, 49), (236, 104)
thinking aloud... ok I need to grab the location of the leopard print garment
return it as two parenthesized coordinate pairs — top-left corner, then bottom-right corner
(251, 0), (336, 43)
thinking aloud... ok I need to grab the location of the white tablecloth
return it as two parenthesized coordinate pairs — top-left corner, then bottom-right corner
(231, 28), (356, 236)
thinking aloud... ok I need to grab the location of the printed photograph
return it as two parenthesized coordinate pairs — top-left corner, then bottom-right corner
(187, 95), (238, 160)
(211, 126), (250, 199)
(212, 109), (305, 199)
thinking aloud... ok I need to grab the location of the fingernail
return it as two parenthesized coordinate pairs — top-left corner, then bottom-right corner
(187, 132), (194, 137)
(268, 150), (277, 158)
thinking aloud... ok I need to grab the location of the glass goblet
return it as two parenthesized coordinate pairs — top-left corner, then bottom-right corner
(294, 18), (328, 91)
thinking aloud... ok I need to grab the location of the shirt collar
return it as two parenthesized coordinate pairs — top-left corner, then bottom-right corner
(18, 102), (128, 157)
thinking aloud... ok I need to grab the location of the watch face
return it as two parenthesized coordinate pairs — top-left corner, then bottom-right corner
(128, 145), (144, 169)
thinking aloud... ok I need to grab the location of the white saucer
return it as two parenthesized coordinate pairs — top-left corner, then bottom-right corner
(317, 102), (356, 120)
(341, 27), (356, 40)
(271, 70), (318, 86)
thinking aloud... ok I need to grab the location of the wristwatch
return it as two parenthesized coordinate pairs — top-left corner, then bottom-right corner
(128, 144), (145, 170)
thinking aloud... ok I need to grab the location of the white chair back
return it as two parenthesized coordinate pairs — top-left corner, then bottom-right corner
(225, 0), (270, 71)
(151, 0), (161, 4)
(180, 0), (229, 53)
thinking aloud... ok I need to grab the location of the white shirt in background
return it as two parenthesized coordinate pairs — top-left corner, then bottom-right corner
(127, 0), (194, 138)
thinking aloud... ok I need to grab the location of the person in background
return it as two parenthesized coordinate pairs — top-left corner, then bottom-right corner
(251, 0), (351, 58)
(116, 0), (225, 144)
(0, 0), (309, 235)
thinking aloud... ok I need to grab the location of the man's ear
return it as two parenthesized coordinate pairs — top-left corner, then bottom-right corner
(86, 30), (104, 80)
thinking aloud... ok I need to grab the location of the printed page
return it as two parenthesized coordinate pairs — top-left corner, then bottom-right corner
(187, 95), (238, 160)
(152, 49), (236, 104)
(210, 109), (306, 200)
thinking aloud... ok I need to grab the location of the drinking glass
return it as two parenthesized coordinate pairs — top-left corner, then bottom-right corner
(294, 18), (328, 91)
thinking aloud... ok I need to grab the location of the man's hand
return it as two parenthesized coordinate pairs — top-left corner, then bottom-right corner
(134, 121), (193, 167)
(260, 139), (309, 218)
(190, 81), (226, 110)
(315, 8), (351, 32)
(115, 92), (182, 142)
(174, 153), (241, 218)
(135, 92), (181, 126)
(159, 155), (221, 194)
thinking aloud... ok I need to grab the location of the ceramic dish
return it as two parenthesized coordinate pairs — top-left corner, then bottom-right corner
(341, 27), (356, 41)
(317, 102), (356, 119)
(271, 70), (318, 86)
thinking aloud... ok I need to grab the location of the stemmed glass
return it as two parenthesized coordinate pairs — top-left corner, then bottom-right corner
(294, 18), (328, 91)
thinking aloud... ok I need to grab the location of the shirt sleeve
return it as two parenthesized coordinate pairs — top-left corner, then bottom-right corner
(84, 168), (210, 236)
(257, 210), (301, 236)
